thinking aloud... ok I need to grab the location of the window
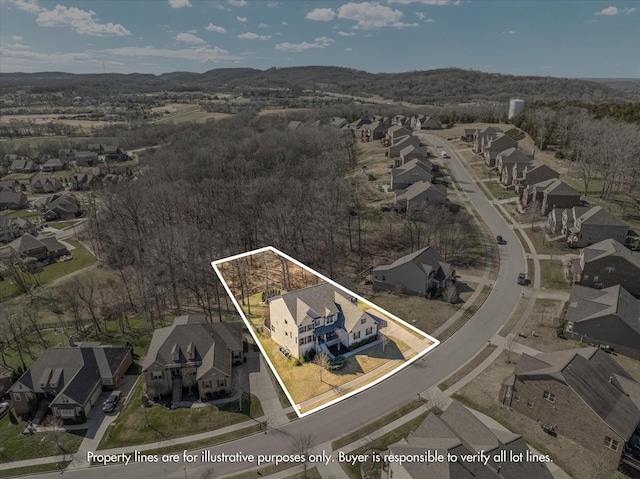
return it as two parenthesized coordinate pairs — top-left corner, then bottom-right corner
(604, 436), (619, 451)
(217, 379), (226, 388)
(543, 390), (556, 402)
(327, 315), (334, 324)
(514, 392), (520, 402)
(593, 276), (599, 282)
(202, 380), (212, 389)
(271, 325), (275, 332)
(527, 399), (534, 408)
(353, 331), (361, 340)
(13, 393), (21, 402)
(605, 266), (615, 273)
(299, 326), (305, 334)
(25, 393), (33, 400)
(284, 319), (288, 324)
(382, 275), (386, 281)
(299, 337), (305, 346)
(151, 371), (163, 380)
(361, 318), (366, 324)
(583, 274), (589, 281)
(366, 327), (373, 335)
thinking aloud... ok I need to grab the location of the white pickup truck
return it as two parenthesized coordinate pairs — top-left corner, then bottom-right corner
(441, 151), (450, 158)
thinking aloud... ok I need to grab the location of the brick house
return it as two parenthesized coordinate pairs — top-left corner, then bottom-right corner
(395, 181), (447, 213)
(564, 284), (640, 359)
(391, 159), (433, 190)
(483, 133), (518, 167)
(386, 401), (554, 479)
(512, 161), (559, 194)
(472, 126), (502, 153)
(564, 206), (629, 248)
(143, 315), (243, 403)
(9, 344), (132, 423)
(496, 148), (532, 186)
(500, 348), (640, 472)
(520, 178), (581, 216)
(388, 135), (421, 159)
(570, 239), (640, 297)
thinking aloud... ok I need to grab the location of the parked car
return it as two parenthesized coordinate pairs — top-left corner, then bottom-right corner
(102, 390), (122, 413)
(517, 273), (527, 285)
(497, 235), (507, 245)
(441, 151), (450, 158)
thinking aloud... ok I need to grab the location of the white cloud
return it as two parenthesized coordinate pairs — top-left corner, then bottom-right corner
(338, 31), (356, 36)
(7, 0), (42, 13)
(267, 1), (282, 7)
(8, 43), (31, 49)
(345, 47), (352, 51)
(238, 32), (271, 40)
(258, 23), (268, 28)
(595, 6), (636, 15)
(214, 4), (227, 10)
(415, 12), (426, 19)
(105, 45), (240, 63)
(275, 36), (333, 52)
(502, 30), (515, 34)
(228, 0), (247, 6)
(12, 35), (23, 42)
(168, 0), (191, 8)
(237, 16), (247, 22)
(0, 45), (95, 66)
(338, 2), (404, 29)
(176, 32), (205, 44)
(205, 23), (226, 33)
(426, 18), (435, 22)
(36, 5), (131, 36)
(282, 21), (288, 25)
(306, 7), (336, 21)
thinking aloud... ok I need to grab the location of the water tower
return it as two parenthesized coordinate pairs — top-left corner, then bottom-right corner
(509, 99), (525, 119)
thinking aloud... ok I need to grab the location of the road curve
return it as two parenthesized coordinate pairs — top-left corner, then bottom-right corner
(23, 136), (527, 479)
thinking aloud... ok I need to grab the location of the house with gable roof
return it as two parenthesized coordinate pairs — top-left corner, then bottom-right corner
(268, 282), (377, 360)
(520, 178), (581, 215)
(483, 133), (518, 167)
(571, 239), (640, 297)
(395, 181), (448, 213)
(495, 148), (533, 186)
(564, 205), (629, 248)
(143, 315), (243, 403)
(564, 284), (640, 359)
(391, 159), (433, 190)
(386, 400), (554, 479)
(372, 246), (454, 297)
(512, 161), (559, 194)
(9, 343), (132, 423)
(500, 347), (640, 471)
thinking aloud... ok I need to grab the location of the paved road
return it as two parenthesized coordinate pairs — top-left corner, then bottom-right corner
(21, 136), (526, 479)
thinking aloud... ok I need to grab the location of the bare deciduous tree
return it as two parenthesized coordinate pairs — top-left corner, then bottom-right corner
(289, 432), (315, 479)
(313, 351), (331, 383)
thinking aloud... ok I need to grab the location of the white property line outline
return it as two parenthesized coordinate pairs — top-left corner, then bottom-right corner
(211, 246), (440, 418)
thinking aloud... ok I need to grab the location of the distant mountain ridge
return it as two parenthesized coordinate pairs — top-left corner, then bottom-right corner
(0, 67), (634, 103)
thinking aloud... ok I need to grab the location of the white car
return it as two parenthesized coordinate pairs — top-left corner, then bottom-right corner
(441, 151), (450, 158)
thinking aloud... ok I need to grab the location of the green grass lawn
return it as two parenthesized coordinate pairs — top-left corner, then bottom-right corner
(514, 229), (531, 254)
(98, 380), (263, 449)
(0, 411), (85, 463)
(539, 259), (570, 291)
(0, 461), (71, 478)
(33, 239), (96, 285)
(482, 180), (518, 200)
(0, 208), (42, 220)
(47, 219), (83, 230)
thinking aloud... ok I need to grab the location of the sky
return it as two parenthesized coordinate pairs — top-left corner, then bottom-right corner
(0, 0), (639, 78)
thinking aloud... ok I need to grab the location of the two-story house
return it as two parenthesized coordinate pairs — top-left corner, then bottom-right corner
(570, 239), (640, 297)
(520, 178), (581, 216)
(495, 148), (533, 186)
(143, 315), (243, 404)
(500, 348), (640, 472)
(395, 181), (447, 214)
(372, 246), (454, 297)
(564, 206), (629, 248)
(512, 161), (559, 194)
(391, 159), (433, 191)
(269, 283), (377, 360)
(483, 133), (518, 167)
(472, 126), (502, 153)
(564, 284), (640, 359)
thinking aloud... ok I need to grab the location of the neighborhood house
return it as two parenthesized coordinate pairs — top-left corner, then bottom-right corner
(9, 343), (132, 424)
(143, 315), (243, 404)
(268, 282), (378, 360)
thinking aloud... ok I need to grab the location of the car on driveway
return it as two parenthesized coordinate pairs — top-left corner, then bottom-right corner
(496, 235), (507, 245)
(102, 390), (122, 413)
(0, 401), (10, 420)
(517, 273), (527, 285)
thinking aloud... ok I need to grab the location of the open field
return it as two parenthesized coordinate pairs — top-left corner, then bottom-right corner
(0, 411), (85, 463)
(156, 111), (233, 124)
(453, 351), (612, 479)
(98, 379), (263, 449)
(257, 108), (314, 117)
